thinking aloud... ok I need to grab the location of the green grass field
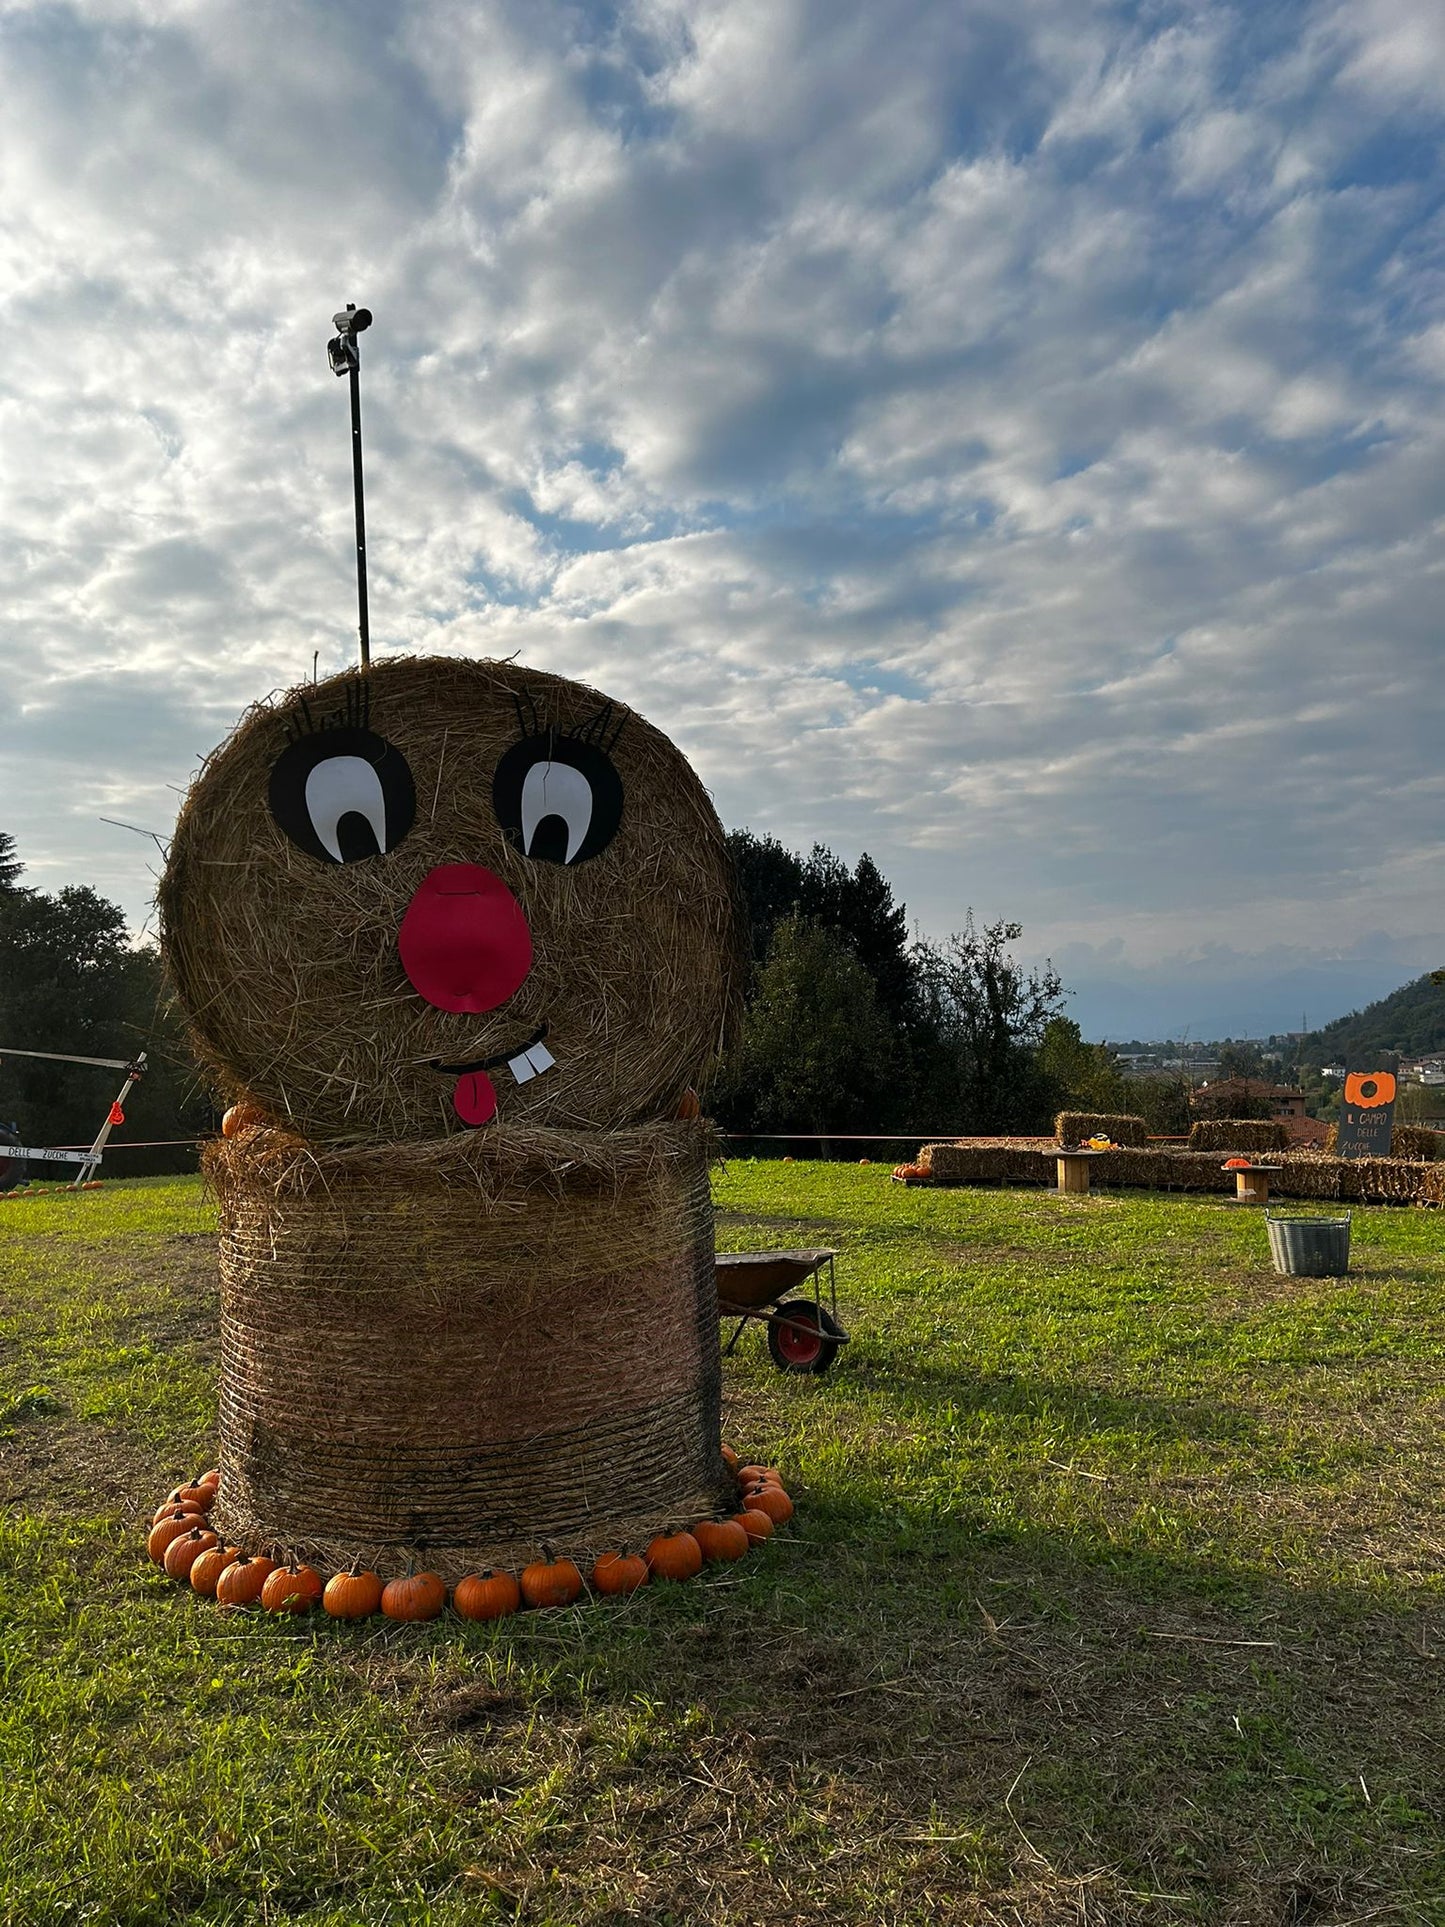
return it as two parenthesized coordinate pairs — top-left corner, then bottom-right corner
(2, 1165), (1443, 1925)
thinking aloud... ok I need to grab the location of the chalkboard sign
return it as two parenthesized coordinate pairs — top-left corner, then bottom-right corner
(1335, 1054), (1399, 1159)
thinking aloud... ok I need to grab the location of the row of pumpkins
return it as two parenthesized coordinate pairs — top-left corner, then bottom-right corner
(145, 1447), (794, 1621)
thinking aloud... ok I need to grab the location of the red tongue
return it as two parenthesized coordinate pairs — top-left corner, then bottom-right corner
(452, 1071), (497, 1127)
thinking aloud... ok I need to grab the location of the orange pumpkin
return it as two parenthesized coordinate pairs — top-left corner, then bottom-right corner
(645, 1530), (703, 1582)
(261, 1563), (323, 1614)
(720, 1444), (740, 1472)
(163, 1525), (219, 1580)
(167, 1482), (214, 1513)
(741, 1484), (793, 1525)
(692, 1518), (750, 1563)
(216, 1554), (276, 1608)
(592, 1547), (649, 1596)
(221, 1101), (267, 1138)
(323, 1568), (384, 1620)
(151, 1498), (205, 1529)
(520, 1548), (583, 1609)
(381, 1570), (447, 1621)
(148, 1513), (204, 1564)
(453, 1570), (522, 1621)
(733, 1507), (774, 1544)
(735, 1465), (781, 1489)
(189, 1545), (240, 1597)
(675, 1088), (702, 1121)
(197, 1467), (220, 1493)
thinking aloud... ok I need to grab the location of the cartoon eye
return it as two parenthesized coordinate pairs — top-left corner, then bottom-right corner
(493, 733), (623, 865)
(269, 726), (416, 864)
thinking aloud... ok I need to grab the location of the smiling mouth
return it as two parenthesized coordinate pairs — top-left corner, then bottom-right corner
(422, 1020), (553, 1086)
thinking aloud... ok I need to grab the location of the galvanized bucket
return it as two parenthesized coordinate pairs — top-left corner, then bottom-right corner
(1266, 1211), (1352, 1278)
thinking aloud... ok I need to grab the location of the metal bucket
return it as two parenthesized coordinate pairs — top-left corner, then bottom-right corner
(1266, 1211), (1351, 1277)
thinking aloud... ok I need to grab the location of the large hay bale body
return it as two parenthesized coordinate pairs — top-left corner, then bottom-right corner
(161, 656), (743, 1576)
(207, 1123), (726, 1577)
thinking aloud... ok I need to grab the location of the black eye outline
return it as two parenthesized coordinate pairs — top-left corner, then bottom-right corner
(268, 725), (416, 865)
(492, 730), (624, 865)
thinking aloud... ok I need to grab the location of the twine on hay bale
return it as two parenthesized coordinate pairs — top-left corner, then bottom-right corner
(205, 1121), (733, 1580)
(160, 655), (743, 1146)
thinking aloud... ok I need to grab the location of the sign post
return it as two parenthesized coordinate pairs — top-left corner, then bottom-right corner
(1335, 1054), (1399, 1159)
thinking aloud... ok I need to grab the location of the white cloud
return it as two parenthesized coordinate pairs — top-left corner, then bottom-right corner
(0, 0), (1443, 1036)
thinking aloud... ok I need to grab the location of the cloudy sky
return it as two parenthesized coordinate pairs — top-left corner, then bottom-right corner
(2, 0), (1443, 1039)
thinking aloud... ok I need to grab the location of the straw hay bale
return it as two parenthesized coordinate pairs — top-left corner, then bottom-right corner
(206, 1120), (729, 1579)
(1188, 1119), (1290, 1154)
(161, 656), (742, 1145)
(1054, 1112), (1149, 1147)
(918, 1140), (1440, 1204)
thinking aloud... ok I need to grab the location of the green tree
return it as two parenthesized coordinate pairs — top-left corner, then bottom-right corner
(1216, 1040), (1266, 1082)
(1129, 1074), (1193, 1135)
(1036, 1017), (1131, 1116)
(913, 916), (1066, 1133)
(0, 831), (22, 892)
(0, 868), (208, 1166)
(721, 915), (895, 1137)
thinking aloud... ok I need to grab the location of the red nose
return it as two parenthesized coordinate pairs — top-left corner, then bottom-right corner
(398, 863), (533, 1013)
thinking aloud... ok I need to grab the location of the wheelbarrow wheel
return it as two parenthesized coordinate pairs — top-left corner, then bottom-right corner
(767, 1300), (843, 1375)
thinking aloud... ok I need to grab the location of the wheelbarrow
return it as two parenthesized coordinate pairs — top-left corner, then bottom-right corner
(715, 1248), (848, 1374)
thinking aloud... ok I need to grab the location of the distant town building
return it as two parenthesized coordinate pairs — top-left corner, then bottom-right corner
(1190, 1077), (1307, 1120)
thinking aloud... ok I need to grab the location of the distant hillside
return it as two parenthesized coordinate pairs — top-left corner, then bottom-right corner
(1302, 973), (1445, 1065)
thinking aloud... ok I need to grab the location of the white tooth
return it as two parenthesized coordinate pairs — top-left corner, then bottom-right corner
(508, 1052), (537, 1084)
(525, 1043), (555, 1076)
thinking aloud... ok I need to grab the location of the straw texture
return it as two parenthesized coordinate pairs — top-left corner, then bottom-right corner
(206, 1121), (732, 1579)
(161, 655), (742, 1146)
(920, 1139), (1445, 1203)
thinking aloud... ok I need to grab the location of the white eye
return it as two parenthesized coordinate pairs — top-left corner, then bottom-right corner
(304, 755), (389, 863)
(520, 759), (593, 864)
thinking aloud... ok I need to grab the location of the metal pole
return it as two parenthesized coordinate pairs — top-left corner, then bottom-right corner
(350, 357), (369, 671)
(72, 1052), (147, 1188)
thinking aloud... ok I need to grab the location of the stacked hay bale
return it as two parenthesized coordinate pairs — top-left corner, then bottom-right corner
(1188, 1119), (1290, 1155)
(1053, 1112), (1149, 1147)
(161, 657), (743, 1579)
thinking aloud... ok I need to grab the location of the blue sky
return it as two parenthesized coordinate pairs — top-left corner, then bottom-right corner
(2, 0), (1443, 1038)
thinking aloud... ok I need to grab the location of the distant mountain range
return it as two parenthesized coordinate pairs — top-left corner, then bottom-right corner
(1301, 973), (1445, 1066)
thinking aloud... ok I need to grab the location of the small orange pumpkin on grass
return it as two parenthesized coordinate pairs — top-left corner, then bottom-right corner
(520, 1548), (584, 1609)
(261, 1562), (323, 1614)
(381, 1568), (447, 1622)
(645, 1530), (703, 1583)
(189, 1545), (241, 1597)
(323, 1567), (384, 1620)
(592, 1547), (649, 1595)
(692, 1518), (749, 1563)
(733, 1507), (774, 1544)
(216, 1554), (276, 1608)
(453, 1570), (522, 1621)
(163, 1526), (219, 1580)
(741, 1484), (793, 1525)
(148, 1514), (203, 1564)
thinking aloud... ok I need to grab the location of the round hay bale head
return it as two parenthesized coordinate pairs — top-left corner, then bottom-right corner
(205, 1122), (731, 1578)
(160, 655), (741, 1145)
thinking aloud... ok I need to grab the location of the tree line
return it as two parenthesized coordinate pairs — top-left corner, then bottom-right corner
(1, 825), (1154, 1161)
(0, 832), (208, 1172)
(714, 832), (1147, 1142)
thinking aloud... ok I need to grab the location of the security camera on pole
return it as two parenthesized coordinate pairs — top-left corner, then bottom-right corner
(327, 303), (374, 670)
